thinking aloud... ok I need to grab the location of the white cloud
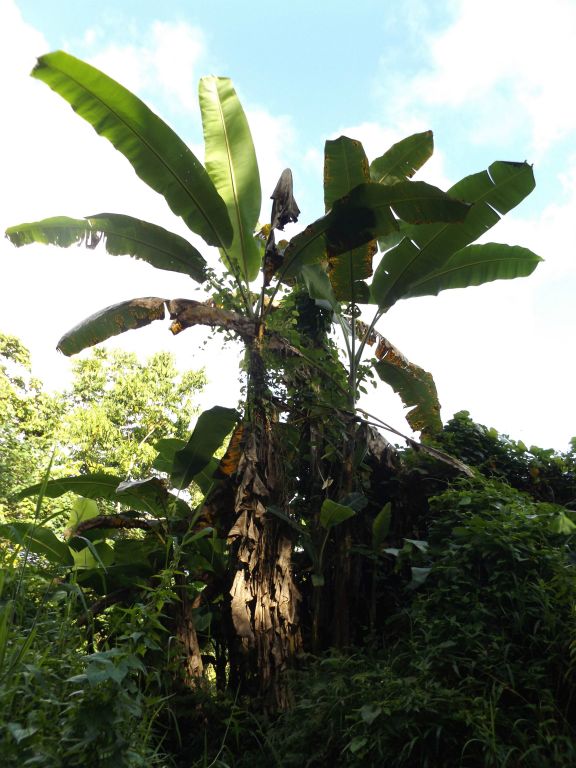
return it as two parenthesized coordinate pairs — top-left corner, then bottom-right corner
(385, 0), (576, 156)
(88, 20), (206, 115)
(350, 0), (576, 449)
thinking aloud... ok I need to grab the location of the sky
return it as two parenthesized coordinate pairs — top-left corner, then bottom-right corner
(1, 0), (575, 451)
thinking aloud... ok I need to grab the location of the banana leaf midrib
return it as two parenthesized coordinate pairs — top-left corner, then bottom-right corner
(213, 87), (251, 281)
(381, 164), (529, 303)
(48, 61), (227, 249)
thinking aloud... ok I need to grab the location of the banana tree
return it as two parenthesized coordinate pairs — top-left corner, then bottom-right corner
(5, 51), (539, 701)
(273, 133), (540, 646)
(286, 132), (540, 438)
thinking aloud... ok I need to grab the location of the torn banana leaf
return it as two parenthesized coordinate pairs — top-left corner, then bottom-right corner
(6, 214), (208, 282)
(372, 333), (442, 437)
(324, 136), (376, 300)
(371, 161), (536, 310)
(370, 131), (434, 185)
(282, 180), (469, 280)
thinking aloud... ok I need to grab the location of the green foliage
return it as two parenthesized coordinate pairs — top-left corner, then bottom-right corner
(0, 563), (172, 767)
(6, 53), (541, 438)
(434, 410), (576, 505)
(370, 161), (539, 311)
(199, 76), (262, 283)
(235, 478), (576, 768)
(58, 347), (206, 476)
(0, 333), (63, 521)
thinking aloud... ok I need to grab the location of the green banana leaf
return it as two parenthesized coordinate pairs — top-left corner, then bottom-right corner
(57, 297), (166, 356)
(199, 77), (262, 283)
(324, 137), (375, 300)
(371, 161), (536, 310)
(319, 499), (356, 529)
(399, 243), (543, 299)
(65, 497), (99, 531)
(172, 406), (239, 490)
(324, 137), (370, 208)
(282, 180), (469, 280)
(6, 214), (208, 282)
(0, 522), (74, 566)
(370, 131), (434, 184)
(152, 438), (187, 474)
(299, 263), (339, 311)
(32, 51), (232, 248)
(15, 473), (190, 517)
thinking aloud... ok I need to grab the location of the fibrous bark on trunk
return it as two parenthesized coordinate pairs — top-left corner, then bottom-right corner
(227, 420), (302, 709)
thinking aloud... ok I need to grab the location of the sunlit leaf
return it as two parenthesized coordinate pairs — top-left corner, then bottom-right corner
(370, 131), (434, 184)
(200, 76), (261, 282)
(66, 496), (99, 533)
(32, 51), (232, 247)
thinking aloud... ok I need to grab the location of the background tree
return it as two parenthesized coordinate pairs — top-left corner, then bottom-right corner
(56, 347), (205, 477)
(0, 336), (206, 522)
(0, 332), (62, 521)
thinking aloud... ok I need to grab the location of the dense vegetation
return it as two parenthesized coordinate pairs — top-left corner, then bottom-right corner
(2, 354), (575, 765)
(2, 51), (574, 766)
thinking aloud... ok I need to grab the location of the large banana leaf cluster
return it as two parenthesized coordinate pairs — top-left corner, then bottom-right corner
(6, 51), (541, 436)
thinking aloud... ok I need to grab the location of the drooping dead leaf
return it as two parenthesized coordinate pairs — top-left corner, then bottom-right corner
(215, 424), (245, 478)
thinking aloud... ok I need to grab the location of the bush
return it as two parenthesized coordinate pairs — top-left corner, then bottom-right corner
(254, 478), (576, 767)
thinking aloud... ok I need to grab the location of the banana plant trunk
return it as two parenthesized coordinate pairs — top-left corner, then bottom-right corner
(227, 344), (302, 709)
(174, 572), (204, 684)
